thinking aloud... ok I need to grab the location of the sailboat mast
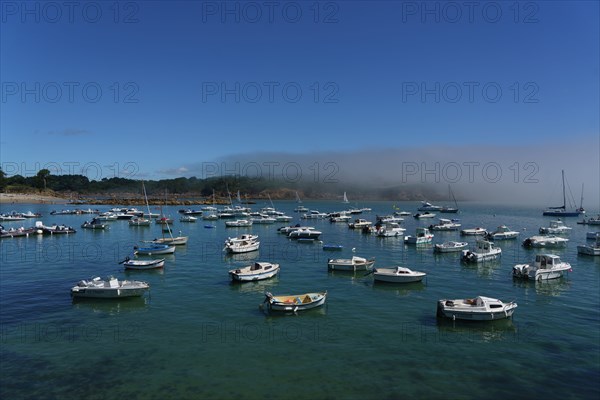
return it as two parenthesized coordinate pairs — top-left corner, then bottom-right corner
(562, 170), (566, 209)
(143, 181), (151, 218)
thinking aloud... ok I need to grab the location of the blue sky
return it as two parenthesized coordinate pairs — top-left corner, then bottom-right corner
(1, 1), (599, 204)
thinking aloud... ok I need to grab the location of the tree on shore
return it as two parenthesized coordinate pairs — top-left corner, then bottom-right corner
(36, 169), (51, 191)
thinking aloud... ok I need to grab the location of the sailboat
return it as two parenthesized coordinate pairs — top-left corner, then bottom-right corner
(342, 192), (349, 204)
(440, 185), (459, 213)
(129, 181), (152, 226)
(294, 191), (308, 213)
(153, 190), (188, 245)
(543, 170), (585, 217)
(203, 189), (219, 220)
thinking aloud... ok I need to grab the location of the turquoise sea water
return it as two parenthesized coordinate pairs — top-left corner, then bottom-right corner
(1, 201), (599, 400)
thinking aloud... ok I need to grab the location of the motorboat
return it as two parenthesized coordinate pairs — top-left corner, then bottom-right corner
(586, 232), (600, 240)
(375, 222), (405, 237)
(229, 262), (280, 282)
(539, 219), (572, 235)
(413, 212), (436, 219)
(129, 217), (151, 226)
(460, 227), (488, 236)
(513, 254), (572, 280)
(179, 215), (197, 222)
(577, 215), (600, 225)
(429, 218), (461, 231)
(251, 215), (276, 224)
(288, 227), (322, 240)
(577, 235), (600, 256)
(134, 243), (176, 255)
(434, 241), (468, 253)
(225, 219), (253, 227)
(372, 266), (426, 283)
(96, 212), (118, 221)
(122, 257), (165, 270)
(522, 235), (569, 248)
(180, 209), (203, 215)
(0, 213), (26, 221)
(224, 234), (260, 253)
(277, 225), (307, 235)
(486, 225), (519, 240)
(329, 212), (352, 223)
(41, 224), (76, 235)
(437, 296), (517, 321)
(275, 215), (293, 222)
(348, 219), (372, 229)
(262, 291), (327, 312)
(81, 218), (108, 230)
(0, 225), (38, 238)
(20, 211), (42, 218)
(376, 215), (404, 224)
(71, 276), (149, 298)
(404, 227), (434, 244)
(461, 240), (501, 263)
(418, 201), (442, 211)
(327, 256), (375, 271)
(294, 205), (309, 213)
(301, 210), (328, 219)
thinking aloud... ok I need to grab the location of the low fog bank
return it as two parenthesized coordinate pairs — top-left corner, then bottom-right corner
(164, 139), (600, 210)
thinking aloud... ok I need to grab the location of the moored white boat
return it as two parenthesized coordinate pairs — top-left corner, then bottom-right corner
(486, 225), (519, 240)
(288, 227), (322, 240)
(122, 257), (165, 270)
(229, 262), (280, 282)
(81, 218), (108, 230)
(179, 215), (197, 222)
(375, 222), (405, 237)
(418, 201), (442, 211)
(348, 219), (372, 229)
(513, 254), (572, 280)
(134, 243), (176, 255)
(577, 236), (600, 256)
(263, 291), (327, 312)
(429, 218), (461, 231)
(434, 241), (468, 253)
(437, 296), (517, 321)
(71, 277), (150, 298)
(224, 234), (260, 253)
(460, 227), (488, 236)
(539, 219), (572, 235)
(225, 219), (253, 227)
(404, 227), (434, 244)
(327, 256), (375, 271)
(522, 235), (569, 248)
(413, 212), (436, 219)
(373, 266), (426, 283)
(461, 240), (501, 263)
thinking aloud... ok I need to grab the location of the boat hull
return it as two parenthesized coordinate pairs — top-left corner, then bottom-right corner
(373, 272), (425, 283)
(266, 292), (327, 312)
(71, 287), (148, 298)
(577, 246), (600, 256)
(229, 265), (280, 282)
(327, 258), (375, 271)
(437, 300), (517, 321)
(124, 259), (165, 270)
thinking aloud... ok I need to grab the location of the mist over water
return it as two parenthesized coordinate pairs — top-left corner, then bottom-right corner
(162, 139), (600, 209)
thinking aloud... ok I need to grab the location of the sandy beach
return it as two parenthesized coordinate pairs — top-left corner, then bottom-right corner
(0, 193), (69, 204)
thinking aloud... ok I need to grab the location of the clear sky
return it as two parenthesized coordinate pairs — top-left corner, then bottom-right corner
(1, 1), (599, 205)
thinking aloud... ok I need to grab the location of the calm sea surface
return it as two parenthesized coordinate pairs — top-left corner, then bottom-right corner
(1, 201), (599, 400)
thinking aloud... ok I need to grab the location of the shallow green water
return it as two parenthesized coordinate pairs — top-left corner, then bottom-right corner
(1, 201), (599, 399)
